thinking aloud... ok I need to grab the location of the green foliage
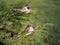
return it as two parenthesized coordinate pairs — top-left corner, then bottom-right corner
(0, 0), (60, 45)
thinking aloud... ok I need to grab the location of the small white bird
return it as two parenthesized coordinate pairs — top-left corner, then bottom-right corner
(20, 4), (31, 13)
(24, 24), (34, 35)
(18, 24), (34, 37)
(13, 25), (34, 38)
(11, 4), (31, 14)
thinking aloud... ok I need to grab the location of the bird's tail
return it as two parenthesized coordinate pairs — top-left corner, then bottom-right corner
(10, 8), (21, 12)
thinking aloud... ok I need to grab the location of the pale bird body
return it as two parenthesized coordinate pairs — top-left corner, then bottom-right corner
(24, 25), (34, 35)
(11, 5), (31, 13)
(12, 25), (34, 38)
(20, 7), (31, 13)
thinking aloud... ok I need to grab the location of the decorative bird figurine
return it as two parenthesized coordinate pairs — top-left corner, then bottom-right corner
(11, 4), (31, 14)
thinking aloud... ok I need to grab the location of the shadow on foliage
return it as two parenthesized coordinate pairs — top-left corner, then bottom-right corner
(0, 42), (5, 45)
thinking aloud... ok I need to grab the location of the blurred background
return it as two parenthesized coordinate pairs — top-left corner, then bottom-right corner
(0, 0), (60, 45)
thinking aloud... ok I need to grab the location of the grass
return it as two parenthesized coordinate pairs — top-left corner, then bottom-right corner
(0, 0), (60, 45)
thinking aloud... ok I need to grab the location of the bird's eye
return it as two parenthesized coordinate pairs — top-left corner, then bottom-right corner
(27, 6), (30, 9)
